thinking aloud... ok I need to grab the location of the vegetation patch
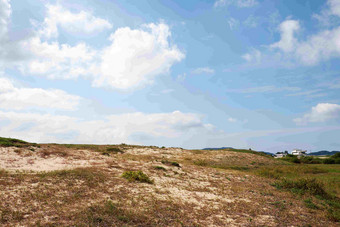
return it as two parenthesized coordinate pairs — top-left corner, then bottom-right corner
(161, 160), (181, 167)
(38, 168), (106, 187)
(154, 166), (167, 171)
(304, 198), (319, 210)
(122, 171), (153, 184)
(80, 200), (140, 226)
(281, 153), (340, 164)
(274, 178), (330, 198)
(102, 147), (124, 156)
(0, 137), (37, 148)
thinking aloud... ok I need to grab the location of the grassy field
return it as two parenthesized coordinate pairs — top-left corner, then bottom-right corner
(0, 137), (339, 226)
(191, 149), (340, 222)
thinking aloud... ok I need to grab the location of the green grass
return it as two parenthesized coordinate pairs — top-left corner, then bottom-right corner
(0, 137), (37, 148)
(121, 171), (153, 184)
(274, 178), (330, 198)
(255, 164), (340, 222)
(280, 154), (340, 165)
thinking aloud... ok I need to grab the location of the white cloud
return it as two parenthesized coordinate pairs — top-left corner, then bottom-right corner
(0, 77), (81, 110)
(227, 18), (239, 30)
(39, 4), (112, 38)
(294, 103), (340, 125)
(226, 85), (300, 94)
(21, 37), (97, 79)
(0, 2), (184, 90)
(192, 67), (215, 74)
(246, 1), (340, 66)
(270, 20), (300, 53)
(242, 49), (261, 63)
(328, 0), (340, 17)
(93, 23), (184, 89)
(244, 15), (258, 28)
(286, 89), (326, 98)
(177, 73), (187, 81)
(0, 0), (11, 63)
(237, 0), (258, 8)
(214, 0), (257, 8)
(0, 110), (213, 144)
(0, 0), (10, 41)
(295, 26), (340, 65)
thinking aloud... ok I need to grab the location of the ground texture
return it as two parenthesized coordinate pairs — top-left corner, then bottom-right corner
(0, 144), (339, 226)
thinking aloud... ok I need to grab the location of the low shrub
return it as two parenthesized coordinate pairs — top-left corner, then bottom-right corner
(0, 137), (35, 148)
(323, 153), (340, 164)
(161, 160), (181, 167)
(275, 178), (330, 199)
(122, 171), (153, 184)
(106, 147), (124, 153)
(154, 166), (167, 171)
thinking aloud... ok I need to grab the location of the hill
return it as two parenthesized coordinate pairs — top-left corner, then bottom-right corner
(202, 147), (234, 150)
(308, 150), (340, 156)
(0, 137), (339, 226)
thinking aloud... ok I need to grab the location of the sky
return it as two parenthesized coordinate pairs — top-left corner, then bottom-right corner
(1, 0), (340, 153)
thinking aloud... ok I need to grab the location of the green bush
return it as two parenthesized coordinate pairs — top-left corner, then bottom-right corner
(281, 155), (300, 163)
(323, 153), (340, 164)
(122, 171), (153, 184)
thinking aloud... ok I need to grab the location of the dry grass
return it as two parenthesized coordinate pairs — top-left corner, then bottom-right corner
(0, 143), (339, 226)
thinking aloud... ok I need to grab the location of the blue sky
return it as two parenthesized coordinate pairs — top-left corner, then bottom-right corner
(1, 0), (340, 153)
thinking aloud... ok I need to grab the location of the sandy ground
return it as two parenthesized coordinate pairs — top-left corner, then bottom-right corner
(0, 145), (337, 226)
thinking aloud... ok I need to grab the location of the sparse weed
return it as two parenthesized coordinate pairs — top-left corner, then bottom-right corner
(304, 198), (319, 209)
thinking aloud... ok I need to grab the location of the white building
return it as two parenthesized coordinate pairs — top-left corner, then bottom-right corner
(274, 151), (288, 158)
(291, 149), (307, 156)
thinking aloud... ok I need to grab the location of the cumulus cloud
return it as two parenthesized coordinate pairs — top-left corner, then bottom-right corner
(294, 103), (340, 125)
(39, 4), (112, 38)
(295, 26), (340, 65)
(270, 20), (300, 53)
(0, 77), (81, 110)
(0, 110), (213, 144)
(214, 0), (258, 8)
(245, 1), (340, 66)
(93, 23), (184, 89)
(0, 2), (184, 90)
(191, 67), (215, 74)
(21, 37), (97, 79)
